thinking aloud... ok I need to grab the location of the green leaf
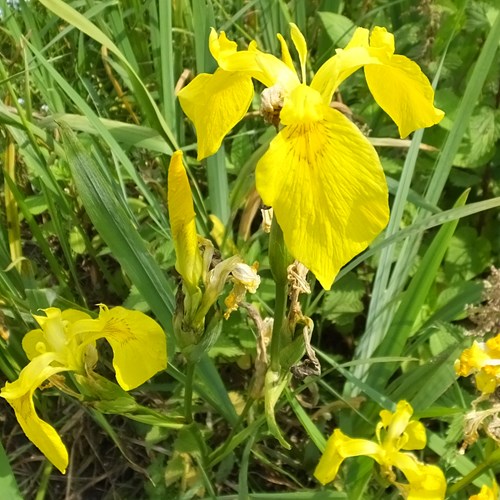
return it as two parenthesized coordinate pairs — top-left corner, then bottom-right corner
(317, 12), (356, 47)
(320, 273), (364, 328)
(0, 441), (22, 500)
(59, 123), (175, 339)
(444, 226), (492, 282)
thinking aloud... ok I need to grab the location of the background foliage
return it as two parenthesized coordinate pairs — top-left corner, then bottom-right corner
(0, 0), (499, 498)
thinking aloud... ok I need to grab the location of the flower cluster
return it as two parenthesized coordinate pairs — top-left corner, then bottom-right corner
(314, 400), (446, 499)
(0, 306), (166, 473)
(455, 333), (500, 395)
(178, 23), (443, 289)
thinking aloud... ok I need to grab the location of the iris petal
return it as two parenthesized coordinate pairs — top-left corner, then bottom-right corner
(168, 150), (203, 291)
(96, 306), (167, 391)
(177, 69), (254, 160)
(364, 55), (444, 138)
(256, 106), (389, 290)
(314, 429), (380, 484)
(290, 23), (307, 83)
(0, 353), (69, 473)
(396, 454), (447, 500)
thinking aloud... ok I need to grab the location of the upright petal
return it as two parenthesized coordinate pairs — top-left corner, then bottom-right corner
(290, 23), (307, 83)
(167, 150), (203, 291)
(177, 69), (254, 159)
(256, 107), (389, 289)
(315, 429), (380, 484)
(0, 353), (69, 473)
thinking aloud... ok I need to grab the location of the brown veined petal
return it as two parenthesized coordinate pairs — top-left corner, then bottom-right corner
(255, 106), (389, 290)
(177, 69), (254, 160)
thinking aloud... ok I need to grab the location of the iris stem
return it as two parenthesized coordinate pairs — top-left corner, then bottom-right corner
(270, 280), (288, 372)
(184, 362), (196, 424)
(268, 219), (290, 372)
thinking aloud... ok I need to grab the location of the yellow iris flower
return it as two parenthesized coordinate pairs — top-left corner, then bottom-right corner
(177, 24), (443, 289)
(314, 400), (446, 499)
(469, 482), (499, 500)
(455, 333), (500, 395)
(0, 306), (166, 473)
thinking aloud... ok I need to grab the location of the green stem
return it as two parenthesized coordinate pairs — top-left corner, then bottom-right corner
(270, 280), (288, 372)
(446, 447), (500, 495)
(268, 219), (291, 372)
(208, 397), (256, 467)
(184, 362), (196, 424)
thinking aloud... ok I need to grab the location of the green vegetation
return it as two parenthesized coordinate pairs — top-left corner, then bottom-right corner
(0, 0), (499, 498)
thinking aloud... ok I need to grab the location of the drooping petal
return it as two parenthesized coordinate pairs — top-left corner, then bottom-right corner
(0, 353), (69, 473)
(255, 106), (389, 290)
(177, 69), (254, 160)
(314, 429), (380, 484)
(290, 23), (307, 83)
(167, 150), (203, 291)
(72, 306), (167, 391)
(312, 26), (444, 136)
(96, 306), (167, 391)
(395, 453), (446, 500)
(364, 54), (444, 138)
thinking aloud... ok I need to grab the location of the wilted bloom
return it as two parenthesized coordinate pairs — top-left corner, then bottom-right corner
(455, 333), (500, 395)
(0, 306), (166, 473)
(469, 482), (499, 500)
(178, 24), (443, 289)
(314, 400), (446, 499)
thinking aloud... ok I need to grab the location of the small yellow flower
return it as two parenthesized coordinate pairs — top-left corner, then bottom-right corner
(469, 482), (499, 500)
(314, 400), (446, 499)
(178, 24), (443, 290)
(455, 333), (500, 395)
(0, 306), (166, 473)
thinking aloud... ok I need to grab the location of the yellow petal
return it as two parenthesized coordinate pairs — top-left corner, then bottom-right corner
(280, 84), (325, 125)
(290, 23), (307, 83)
(470, 482), (499, 500)
(474, 369), (499, 394)
(0, 353), (69, 473)
(364, 55), (444, 138)
(311, 25), (379, 105)
(396, 454), (446, 500)
(455, 341), (489, 376)
(22, 328), (48, 360)
(209, 29), (238, 62)
(95, 306), (167, 391)
(276, 33), (294, 71)
(314, 429), (380, 484)
(383, 400), (413, 446)
(255, 107), (389, 290)
(167, 150), (203, 290)
(402, 420), (427, 451)
(177, 69), (254, 160)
